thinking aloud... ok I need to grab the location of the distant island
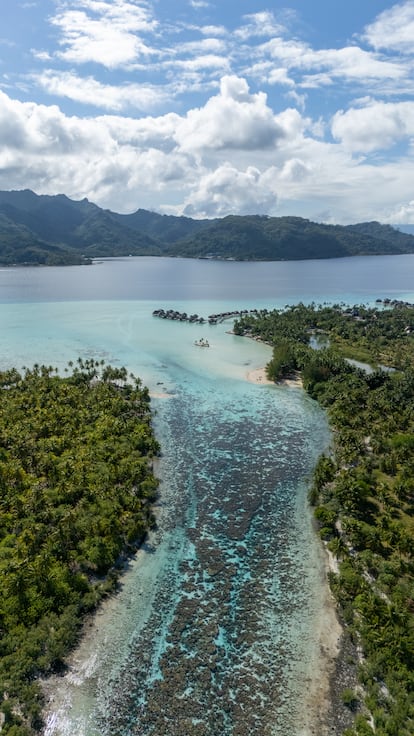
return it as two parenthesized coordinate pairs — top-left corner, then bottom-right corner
(1, 189), (414, 266)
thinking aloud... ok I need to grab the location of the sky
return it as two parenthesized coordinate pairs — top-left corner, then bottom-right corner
(1, 1), (414, 223)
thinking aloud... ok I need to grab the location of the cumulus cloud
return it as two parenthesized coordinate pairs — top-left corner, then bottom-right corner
(27, 0), (412, 118)
(198, 25), (227, 37)
(278, 158), (311, 182)
(166, 53), (230, 74)
(174, 75), (285, 152)
(0, 81), (286, 215)
(388, 199), (414, 223)
(0, 89), (192, 212)
(2, 57), (414, 223)
(181, 163), (277, 217)
(50, 0), (158, 68)
(177, 38), (227, 55)
(260, 38), (407, 88)
(34, 70), (170, 111)
(332, 100), (414, 152)
(235, 11), (286, 40)
(0, 90), (118, 161)
(308, 46), (406, 82)
(362, 0), (414, 52)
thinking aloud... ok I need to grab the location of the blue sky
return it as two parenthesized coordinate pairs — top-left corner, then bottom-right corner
(1, 0), (414, 223)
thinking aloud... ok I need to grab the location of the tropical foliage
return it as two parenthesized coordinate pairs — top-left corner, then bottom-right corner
(235, 302), (414, 736)
(0, 360), (159, 734)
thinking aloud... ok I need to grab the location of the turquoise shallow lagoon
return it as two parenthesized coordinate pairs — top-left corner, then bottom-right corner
(1, 255), (414, 735)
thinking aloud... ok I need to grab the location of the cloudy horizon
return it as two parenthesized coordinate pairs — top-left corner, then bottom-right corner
(1, 0), (414, 223)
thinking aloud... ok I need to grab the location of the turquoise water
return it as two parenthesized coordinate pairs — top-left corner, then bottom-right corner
(2, 256), (414, 735)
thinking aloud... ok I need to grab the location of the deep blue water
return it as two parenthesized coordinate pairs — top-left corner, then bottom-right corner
(1, 253), (414, 304)
(1, 256), (413, 736)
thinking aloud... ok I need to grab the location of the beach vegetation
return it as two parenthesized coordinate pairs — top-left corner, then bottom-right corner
(0, 360), (159, 734)
(234, 302), (414, 735)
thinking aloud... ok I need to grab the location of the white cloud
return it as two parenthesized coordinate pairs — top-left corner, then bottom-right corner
(167, 54), (230, 73)
(362, 1), (414, 52)
(0, 89), (191, 211)
(388, 199), (414, 223)
(261, 38), (407, 87)
(50, 0), (158, 68)
(278, 158), (311, 183)
(175, 38), (227, 55)
(34, 70), (169, 111)
(268, 68), (295, 87)
(285, 90), (307, 110)
(332, 100), (414, 152)
(181, 163), (277, 218)
(32, 50), (53, 61)
(236, 11), (286, 40)
(26, 0), (411, 118)
(198, 25), (227, 37)
(307, 46), (407, 81)
(2, 67), (414, 223)
(174, 75), (285, 152)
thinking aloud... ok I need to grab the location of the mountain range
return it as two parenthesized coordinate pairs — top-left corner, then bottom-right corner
(0, 189), (413, 266)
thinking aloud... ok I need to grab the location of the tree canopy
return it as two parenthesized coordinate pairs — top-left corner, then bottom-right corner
(1, 190), (414, 264)
(0, 360), (159, 734)
(235, 302), (414, 736)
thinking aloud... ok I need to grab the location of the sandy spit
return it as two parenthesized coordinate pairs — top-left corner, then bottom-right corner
(245, 367), (275, 385)
(246, 367), (303, 388)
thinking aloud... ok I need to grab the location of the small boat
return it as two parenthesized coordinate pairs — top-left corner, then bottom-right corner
(194, 338), (210, 347)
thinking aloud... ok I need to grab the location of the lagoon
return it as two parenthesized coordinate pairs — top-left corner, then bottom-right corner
(2, 255), (414, 735)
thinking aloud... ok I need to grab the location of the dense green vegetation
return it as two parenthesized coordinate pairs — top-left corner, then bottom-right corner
(1, 189), (414, 265)
(235, 302), (414, 736)
(0, 191), (159, 265)
(169, 216), (414, 260)
(0, 360), (159, 735)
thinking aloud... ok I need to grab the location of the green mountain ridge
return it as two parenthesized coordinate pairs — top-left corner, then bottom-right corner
(0, 189), (413, 265)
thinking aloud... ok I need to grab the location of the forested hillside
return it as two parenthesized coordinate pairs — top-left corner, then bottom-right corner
(0, 190), (413, 265)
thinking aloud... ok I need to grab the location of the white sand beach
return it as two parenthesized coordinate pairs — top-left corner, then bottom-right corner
(246, 367), (304, 388)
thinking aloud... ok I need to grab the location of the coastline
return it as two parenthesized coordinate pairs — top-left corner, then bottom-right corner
(246, 366), (274, 385)
(246, 363), (348, 735)
(149, 390), (175, 399)
(42, 366), (343, 736)
(301, 548), (345, 736)
(246, 366), (303, 389)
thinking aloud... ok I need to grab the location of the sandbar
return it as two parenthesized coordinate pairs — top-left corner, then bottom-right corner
(246, 367), (303, 388)
(246, 367), (274, 385)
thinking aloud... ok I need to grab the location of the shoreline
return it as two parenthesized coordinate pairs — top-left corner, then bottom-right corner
(149, 390), (175, 399)
(42, 366), (344, 736)
(246, 366), (303, 388)
(302, 548), (345, 736)
(247, 363), (347, 735)
(246, 366), (274, 385)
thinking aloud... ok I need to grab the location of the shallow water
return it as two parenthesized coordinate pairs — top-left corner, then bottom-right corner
(2, 256), (414, 735)
(43, 364), (329, 736)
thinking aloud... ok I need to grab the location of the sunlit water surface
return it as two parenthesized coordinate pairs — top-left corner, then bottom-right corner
(1, 256), (414, 735)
